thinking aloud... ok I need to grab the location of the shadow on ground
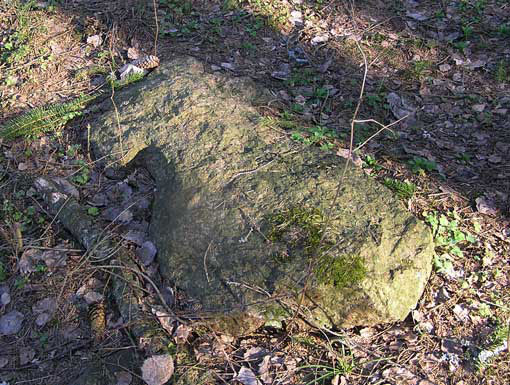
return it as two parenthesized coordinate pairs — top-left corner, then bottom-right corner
(5, 0), (508, 218)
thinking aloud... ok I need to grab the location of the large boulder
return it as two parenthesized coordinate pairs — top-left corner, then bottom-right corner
(89, 56), (434, 334)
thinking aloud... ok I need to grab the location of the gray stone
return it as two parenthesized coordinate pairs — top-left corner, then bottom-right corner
(89, 56), (434, 334)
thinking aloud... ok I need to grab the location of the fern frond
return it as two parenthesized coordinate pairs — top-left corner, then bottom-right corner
(0, 93), (98, 141)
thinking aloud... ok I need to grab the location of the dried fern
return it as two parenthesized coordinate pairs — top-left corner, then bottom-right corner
(0, 93), (98, 140)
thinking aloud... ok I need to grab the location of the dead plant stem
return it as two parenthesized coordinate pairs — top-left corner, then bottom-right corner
(352, 115), (408, 152)
(107, 24), (123, 155)
(287, 39), (369, 330)
(152, 0), (159, 56)
(95, 264), (186, 324)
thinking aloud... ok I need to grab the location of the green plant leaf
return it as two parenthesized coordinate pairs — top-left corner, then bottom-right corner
(453, 230), (466, 243)
(439, 215), (449, 227)
(5, 76), (17, 86)
(450, 245), (463, 257)
(425, 212), (438, 233)
(466, 233), (477, 243)
(87, 207), (100, 216)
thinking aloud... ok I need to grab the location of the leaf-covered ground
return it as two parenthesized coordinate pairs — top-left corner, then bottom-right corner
(0, 0), (509, 384)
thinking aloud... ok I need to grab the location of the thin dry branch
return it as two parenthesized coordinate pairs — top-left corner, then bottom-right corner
(152, 0), (159, 56)
(352, 114), (409, 152)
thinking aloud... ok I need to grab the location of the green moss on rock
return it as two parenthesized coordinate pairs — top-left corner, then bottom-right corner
(314, 254), (366, 288)
(267, 207), (327, 262)
(268, 207), (366, 288)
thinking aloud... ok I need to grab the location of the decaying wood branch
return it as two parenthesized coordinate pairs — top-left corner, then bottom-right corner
(34, 176), (174, 351)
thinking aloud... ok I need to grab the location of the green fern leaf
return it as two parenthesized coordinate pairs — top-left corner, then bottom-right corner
(0, 93), (98, 141)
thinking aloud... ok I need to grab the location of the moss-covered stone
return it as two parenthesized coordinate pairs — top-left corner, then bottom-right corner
(88, 56), (434, 334)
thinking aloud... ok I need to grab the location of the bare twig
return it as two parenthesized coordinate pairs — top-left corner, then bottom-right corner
(352, 114), (409, 152)
(225, 158), (277, 186)
(288, 36), (371, 331)
(349, 40), (369, 159)
(107, 25), (123, 155)
(94, 263), (186, 324)
(152, 0), (159, 56)
(203, 241), (213, 283)
(64, 148), (131, 179)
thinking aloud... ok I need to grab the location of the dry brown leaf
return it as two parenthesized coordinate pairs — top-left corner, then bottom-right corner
(244, 347), (268, 361)
(18, 162), (28, 171)
(35, 313), (51, 327)
(173, 324), (191, 345)
(18, 249), (42, 275)
(336, 149), (362, 167)
(258, 355), (272, 384)
(141, 354), (174, 385)
(0, 285), (10, 306)
(154, 309), (174, 335)
(19, 347), (35, 366)
(234, 367), (260, 385)
(475, 196), (498, 216)
(41, 250), (67, 270)
(83, 291), (104, 305)
(87, 34), (102, 48)
(122, 230), (146, 245)
(127, 47), (141, 60)
(137, 241), (157, 266)
(382, 366), (431, 385)
(32, 297), (56, 314)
